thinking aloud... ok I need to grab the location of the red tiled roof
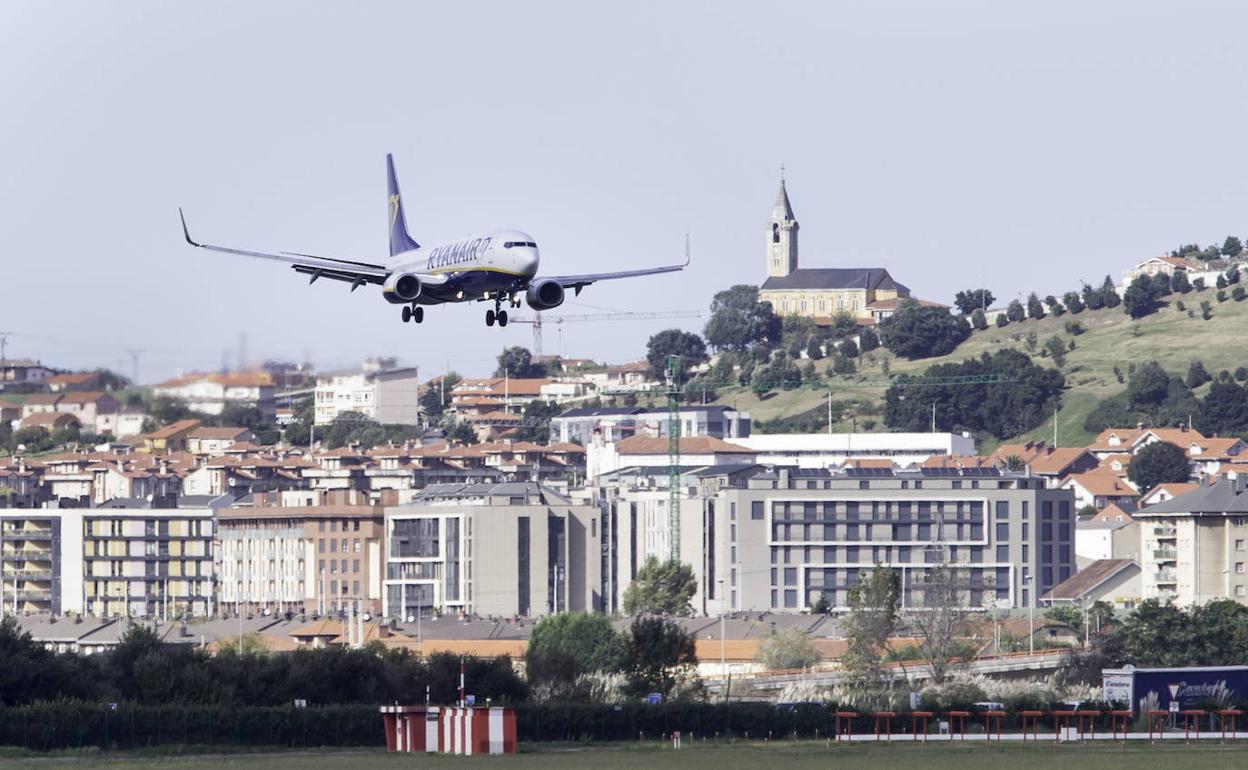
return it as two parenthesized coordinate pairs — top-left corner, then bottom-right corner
(616, 435), (754, 455)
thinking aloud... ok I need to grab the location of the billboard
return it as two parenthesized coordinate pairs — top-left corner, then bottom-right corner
(1102, 666), (1248, 713)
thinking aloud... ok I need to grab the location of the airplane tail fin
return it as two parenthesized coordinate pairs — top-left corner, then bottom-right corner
(386, 153), (420, 256)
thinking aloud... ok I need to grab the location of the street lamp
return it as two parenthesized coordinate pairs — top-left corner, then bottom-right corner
(716, 578), (726, 678)
(1024, 575), (1035, 654)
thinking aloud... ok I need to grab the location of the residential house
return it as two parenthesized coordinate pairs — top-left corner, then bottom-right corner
(989, 442), (1099, 488)
(1139, 482), (1200, 507)
(0, 359), (55, 385)
(45, 372), (103, 392)
(187, 427), (255, 456)
(313, 359), (421, 426)
(1060, 470), (1139, 513)
(17, 411), (79, 433)
(1043, 558), (1142, 611)
(139, 419), (202, 453)
(55, 392), (119, 435)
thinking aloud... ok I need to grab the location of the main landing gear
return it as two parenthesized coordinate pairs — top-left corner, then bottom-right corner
(401, 305), (424, 324)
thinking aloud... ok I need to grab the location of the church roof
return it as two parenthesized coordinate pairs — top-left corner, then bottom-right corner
(773, 181), (795, 221)
(761, 268), (909, 293)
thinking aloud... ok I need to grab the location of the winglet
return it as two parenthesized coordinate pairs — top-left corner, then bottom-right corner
(684, 232), (692, 266)
(179, 207), (203, 247)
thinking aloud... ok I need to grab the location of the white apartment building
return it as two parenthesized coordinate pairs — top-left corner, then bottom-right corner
(734, 432), (976, 469)
(314, 359), (420, 426)
(1134, 479), (1248, 605)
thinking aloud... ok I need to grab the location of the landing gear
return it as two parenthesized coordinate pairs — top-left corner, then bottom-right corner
(486, 295), (509, 327)
(400, 305), (424, 324)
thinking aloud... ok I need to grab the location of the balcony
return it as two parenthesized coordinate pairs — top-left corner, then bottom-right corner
(0, 546), (50, 559)
(1153, 548), (1178, 561)
(1155, 569), (1178, 583)
(1153, 526), (1177, 538)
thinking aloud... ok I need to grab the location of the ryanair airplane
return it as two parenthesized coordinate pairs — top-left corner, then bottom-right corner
(180, 155), (687, 326)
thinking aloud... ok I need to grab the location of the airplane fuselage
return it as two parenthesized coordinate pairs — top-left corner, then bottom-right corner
(386, 229), (540, 305)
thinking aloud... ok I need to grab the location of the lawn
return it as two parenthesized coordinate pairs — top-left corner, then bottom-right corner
(4, 741), (1247, 770)
(702, 281), (1248, 449)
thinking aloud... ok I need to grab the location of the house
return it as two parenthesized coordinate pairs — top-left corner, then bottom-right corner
(864, 296), (950, 324)
(1139, 482), (1200, 507)
(17, 411), (79, 433)
(187, 427), (255, 456)
(54, 392), (119, 435)
(0, 359), (55, 385)
(1059, 470), (1139, 512)
(1042, 558), (1142, 611)
(20, 393), (61, 419)
(45, 372), (102, 392)
(989, 441), (1100, 487)
(1122, 255), (1198, 285)
(138, 419), (203, 453)
(1185, 437), (1248, 477)
(1075, 505), (1139, 567)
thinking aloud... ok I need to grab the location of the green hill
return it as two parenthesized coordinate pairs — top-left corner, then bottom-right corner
(694, 283), (1248, 451)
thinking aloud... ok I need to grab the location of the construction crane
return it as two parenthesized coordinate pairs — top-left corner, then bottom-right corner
(507, 311), (701, 359)
(666, 354), (682, 561)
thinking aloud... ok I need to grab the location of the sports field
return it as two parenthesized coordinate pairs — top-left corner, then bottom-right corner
(2, 741), (1247, 769)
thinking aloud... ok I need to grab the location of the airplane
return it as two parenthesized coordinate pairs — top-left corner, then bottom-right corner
(179, 154), (689, 327)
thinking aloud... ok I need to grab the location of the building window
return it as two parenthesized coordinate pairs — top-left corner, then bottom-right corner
(1238, 585), (1246, 598)
(751, 501), (764, 520)
(1238, 563), (1245, 574)
(1237, 539), (1246, 551)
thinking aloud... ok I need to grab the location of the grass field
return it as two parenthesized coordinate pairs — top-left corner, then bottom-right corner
(3, 741), (1248, 770)
(690, 280), (1248, 450)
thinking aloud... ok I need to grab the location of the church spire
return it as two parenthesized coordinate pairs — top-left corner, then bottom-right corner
(766, 167), (799, 278)
(773, 167), (795, 221)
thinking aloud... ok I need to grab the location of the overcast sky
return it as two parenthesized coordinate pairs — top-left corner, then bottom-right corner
(3, 1), (1247, 383)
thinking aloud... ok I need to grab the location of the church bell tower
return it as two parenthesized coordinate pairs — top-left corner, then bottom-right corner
(767, 172), (799, 278)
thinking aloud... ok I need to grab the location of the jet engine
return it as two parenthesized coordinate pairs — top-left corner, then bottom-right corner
(383, 272), (422, 303)
(525, 279), (565, 310)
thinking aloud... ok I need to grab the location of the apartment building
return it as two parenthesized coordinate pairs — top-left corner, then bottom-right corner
(80, 497), (222, 618)
(0, 509), (69, 613)
(596, 464), (1076, 615)
(216, 491), (385, 615)
(153, 372), (276, 418)
(1133, 479), (1248, 605)
(383, 482), (601, 619)
(313, 359), (420, 426)
(551, 405), (752, 446)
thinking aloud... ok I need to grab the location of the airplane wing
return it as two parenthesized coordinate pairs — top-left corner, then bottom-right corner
(179, 208), (448, 290)
(544, 239), (691, 294)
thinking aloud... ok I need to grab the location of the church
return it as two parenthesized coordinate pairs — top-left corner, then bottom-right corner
(759, 178), (933, 325)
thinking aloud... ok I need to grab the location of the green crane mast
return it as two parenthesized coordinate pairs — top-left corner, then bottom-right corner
(665, 354), (682, 561)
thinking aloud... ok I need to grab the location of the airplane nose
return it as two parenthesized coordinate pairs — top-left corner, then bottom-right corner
(527, 249), (540, 276)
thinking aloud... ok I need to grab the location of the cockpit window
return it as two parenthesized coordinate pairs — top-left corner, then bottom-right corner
(503, 241), (538, 248)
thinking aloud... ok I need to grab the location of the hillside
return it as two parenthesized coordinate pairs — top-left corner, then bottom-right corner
(696, 282), (1248, 451)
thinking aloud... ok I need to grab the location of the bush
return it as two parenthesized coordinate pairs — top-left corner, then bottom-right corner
(1194, 277), (1206, 291)
(1201, 300), (1214, 320)
(995, 313), (1009, 328)
(1063, 320), (1085, 336)
(1235, 286), (1247, 302)
(1175, 300), (1186, 312)
(1235, 367), (1247, 382)
(1218, 290), (1229, 303)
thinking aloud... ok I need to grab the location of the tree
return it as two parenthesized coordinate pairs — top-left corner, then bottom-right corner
(1044, 295), (1065, 316)
(970, 308), (988, 330)
(751, 356), (802, 395)
(1026, 292), (1046, 320)
(1081, 282), (1105, 311)
(1217, 273), (1229, 290)
(1223, 236), (1244, 258)
(805, 336), (825, 360)
(909, 563), (970, 685)
(622, 557), (696, 616)
(703, 285), (781, 353)
(830, 312), (858, 338)
(953, 289), (995, 316)
(645, 329), (707, 380)
(1006, 299), (1025, 322)
(1201, 300), (1214, 320)
(1194, 277), (1207, 291)
(756, 627), (820, 671)
(994, 313), (1009, 328)
(840, 566), (900, 708)
(419, 372), (460, 422)
(883, 349), (1064, 439)
(495, 346), (546, 378)
(878, 301), (970, 360)
(839, 339), (859, 359)
(1043, 335), (1067, 367)
(1236, 367), (1247, 383)
(526, 612), (626, 699)
(858, 327), (880, 352)
(1100, 276), (1121, 308)
(1045, 605), (1084, 628)
(1061, 291), (1084, 314)
(623, 616), (697, 698)
(1122, 274), (1161, 319)
(1186, 360), (1212, 389)
(1172, 271), (1192, 294)
(1127, 441), (1191, 492)
(1199, 380), (1248, 437)
(445, 420), (478, 445)
(1235, 286), (1247, 302)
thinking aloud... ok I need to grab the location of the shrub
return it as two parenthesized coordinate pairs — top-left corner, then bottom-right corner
(1064, 320), (1085, 336)
(1236, 367), (1247, 382)
(1218, 290), (1229, 303)
(1201, 300), (1214, 320)
(1175, 300), (1186, 312)
(1192, 277), (1205, 291)
(1234, 286), (1246, 302)
(995, 313), (1009, 328)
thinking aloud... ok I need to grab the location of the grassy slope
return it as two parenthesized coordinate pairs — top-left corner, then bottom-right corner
(709, 283), (1248, 450)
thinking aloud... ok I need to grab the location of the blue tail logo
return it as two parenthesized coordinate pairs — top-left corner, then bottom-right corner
(386, 154), (420, 256)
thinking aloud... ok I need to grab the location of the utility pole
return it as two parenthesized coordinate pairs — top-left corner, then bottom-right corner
(0, 331), (11, 369)
(125, 348), (144, 386)
(931, 402), (936, 433)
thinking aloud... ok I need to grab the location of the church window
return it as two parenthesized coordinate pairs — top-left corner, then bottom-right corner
(772, 223), (780, 244)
